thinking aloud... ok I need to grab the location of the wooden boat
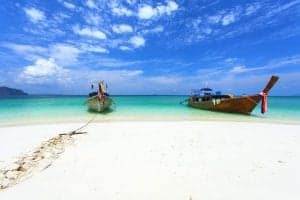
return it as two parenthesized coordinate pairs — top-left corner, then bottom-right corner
(187, 76), (279, 115)
(86, 81), (113, 112)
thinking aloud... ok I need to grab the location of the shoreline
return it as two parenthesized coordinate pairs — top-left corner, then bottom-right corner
(1, 116), (300, 128)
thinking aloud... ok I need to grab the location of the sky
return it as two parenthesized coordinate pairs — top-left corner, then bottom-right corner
(0, 0), (299, 95)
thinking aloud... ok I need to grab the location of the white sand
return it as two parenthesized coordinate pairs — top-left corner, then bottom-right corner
(1, 121), (300, 200)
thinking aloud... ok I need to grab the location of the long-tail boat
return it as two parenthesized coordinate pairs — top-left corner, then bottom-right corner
(86, 81), (113, 112)
(187, 76), (279, 115)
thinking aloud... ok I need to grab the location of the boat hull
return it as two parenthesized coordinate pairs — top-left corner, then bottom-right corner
(188, 95), (261, 115)
(86, 96), (113, 112)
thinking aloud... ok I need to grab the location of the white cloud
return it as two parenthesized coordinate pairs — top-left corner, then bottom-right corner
(120, 70), (143, 77)
(86, 0), (97, 9)
(50, 44), (80, 66)
(84, 13), (102, 25)
(119, 46), (132, 51)
(2, 43), (47, 61)
(73, 25), (106, 39)
(245, 3), (261, 15)
(208, 12), (237, 26)
(130, 36), (145, 48)
(208, 15), (222, 24)
(112, 24), (133, 34)
(230, 65), (249, 73)
(202, 28), (212, 34)
(267, 0), (300, 17)
(151, 25), (164, 33)
(24, 7), (45, 23)
(97, 58), (142, 67)
(22, 58), (60, 77)
(142, 25), (164, 34)
(53, 12), (70, 23)
(3, 43), (80, 65)
(80, 44), (108, 53)
(19, 58), (70, 84)
(157, 1), (179, 15)
(147, 76), (180, 84)
(63, 2), (76, 10)
(230, 55), (300, 74)
(126, 0), (136, 5)
(138, 5), (156, 19)
(141, 25), (164, 34)
(264, 55), (300, 69)
(222, 13), (236, 26)
(138, 1), (178, 19)
(3, 43), (46, 55)
(71, 69), (144, 92)
(18, 44), (81, 84)
(112, 6), (133, 16)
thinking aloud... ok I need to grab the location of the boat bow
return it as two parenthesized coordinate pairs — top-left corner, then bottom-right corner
(260, 76), (279, 114)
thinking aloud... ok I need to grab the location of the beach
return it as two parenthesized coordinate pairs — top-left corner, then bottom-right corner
(1, 121), (300, 200)
(2, 0), (300, 198)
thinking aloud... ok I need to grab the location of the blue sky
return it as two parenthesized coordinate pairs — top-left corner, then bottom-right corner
(0, 0), (299, 95)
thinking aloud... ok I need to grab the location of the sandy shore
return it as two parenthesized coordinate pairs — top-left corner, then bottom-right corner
(1, 121), (300, 200)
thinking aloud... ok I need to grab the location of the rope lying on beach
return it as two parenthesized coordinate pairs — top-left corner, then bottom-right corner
(60, 113), (98, 136)
(0, 114), (98, 190)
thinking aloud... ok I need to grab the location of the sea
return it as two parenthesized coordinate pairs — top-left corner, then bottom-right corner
(0, 95), (299, 126)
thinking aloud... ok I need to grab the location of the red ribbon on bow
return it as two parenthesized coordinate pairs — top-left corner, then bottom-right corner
(98, 92), (105, 100)
(260, 92), (268, 114)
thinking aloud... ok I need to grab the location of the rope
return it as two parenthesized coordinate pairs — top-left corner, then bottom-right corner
(70, 113), (97, 134)
(60, 110), (98, 136)
(62, 98), (116, 136)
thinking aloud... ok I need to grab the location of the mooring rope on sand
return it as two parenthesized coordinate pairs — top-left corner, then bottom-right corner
(60, 113), (98, 136)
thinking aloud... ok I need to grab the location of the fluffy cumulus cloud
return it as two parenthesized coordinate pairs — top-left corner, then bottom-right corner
(23, 7), (45, 23)
(19, 58), (69, 84)
(130, 36), (145, 48)
(73, 25), (106, 39)
(112, 24), (133, 33)
(138, 5), (156, 19)
(18, 44), (81, 84)
(21, 58), (59, 78)
(138, 1), (178, 19)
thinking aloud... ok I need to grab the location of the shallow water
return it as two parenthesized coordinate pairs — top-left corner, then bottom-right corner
(0, 96), (299, 126)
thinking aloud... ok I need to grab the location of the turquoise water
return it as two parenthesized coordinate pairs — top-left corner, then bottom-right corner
(0, 96), (299, 126)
